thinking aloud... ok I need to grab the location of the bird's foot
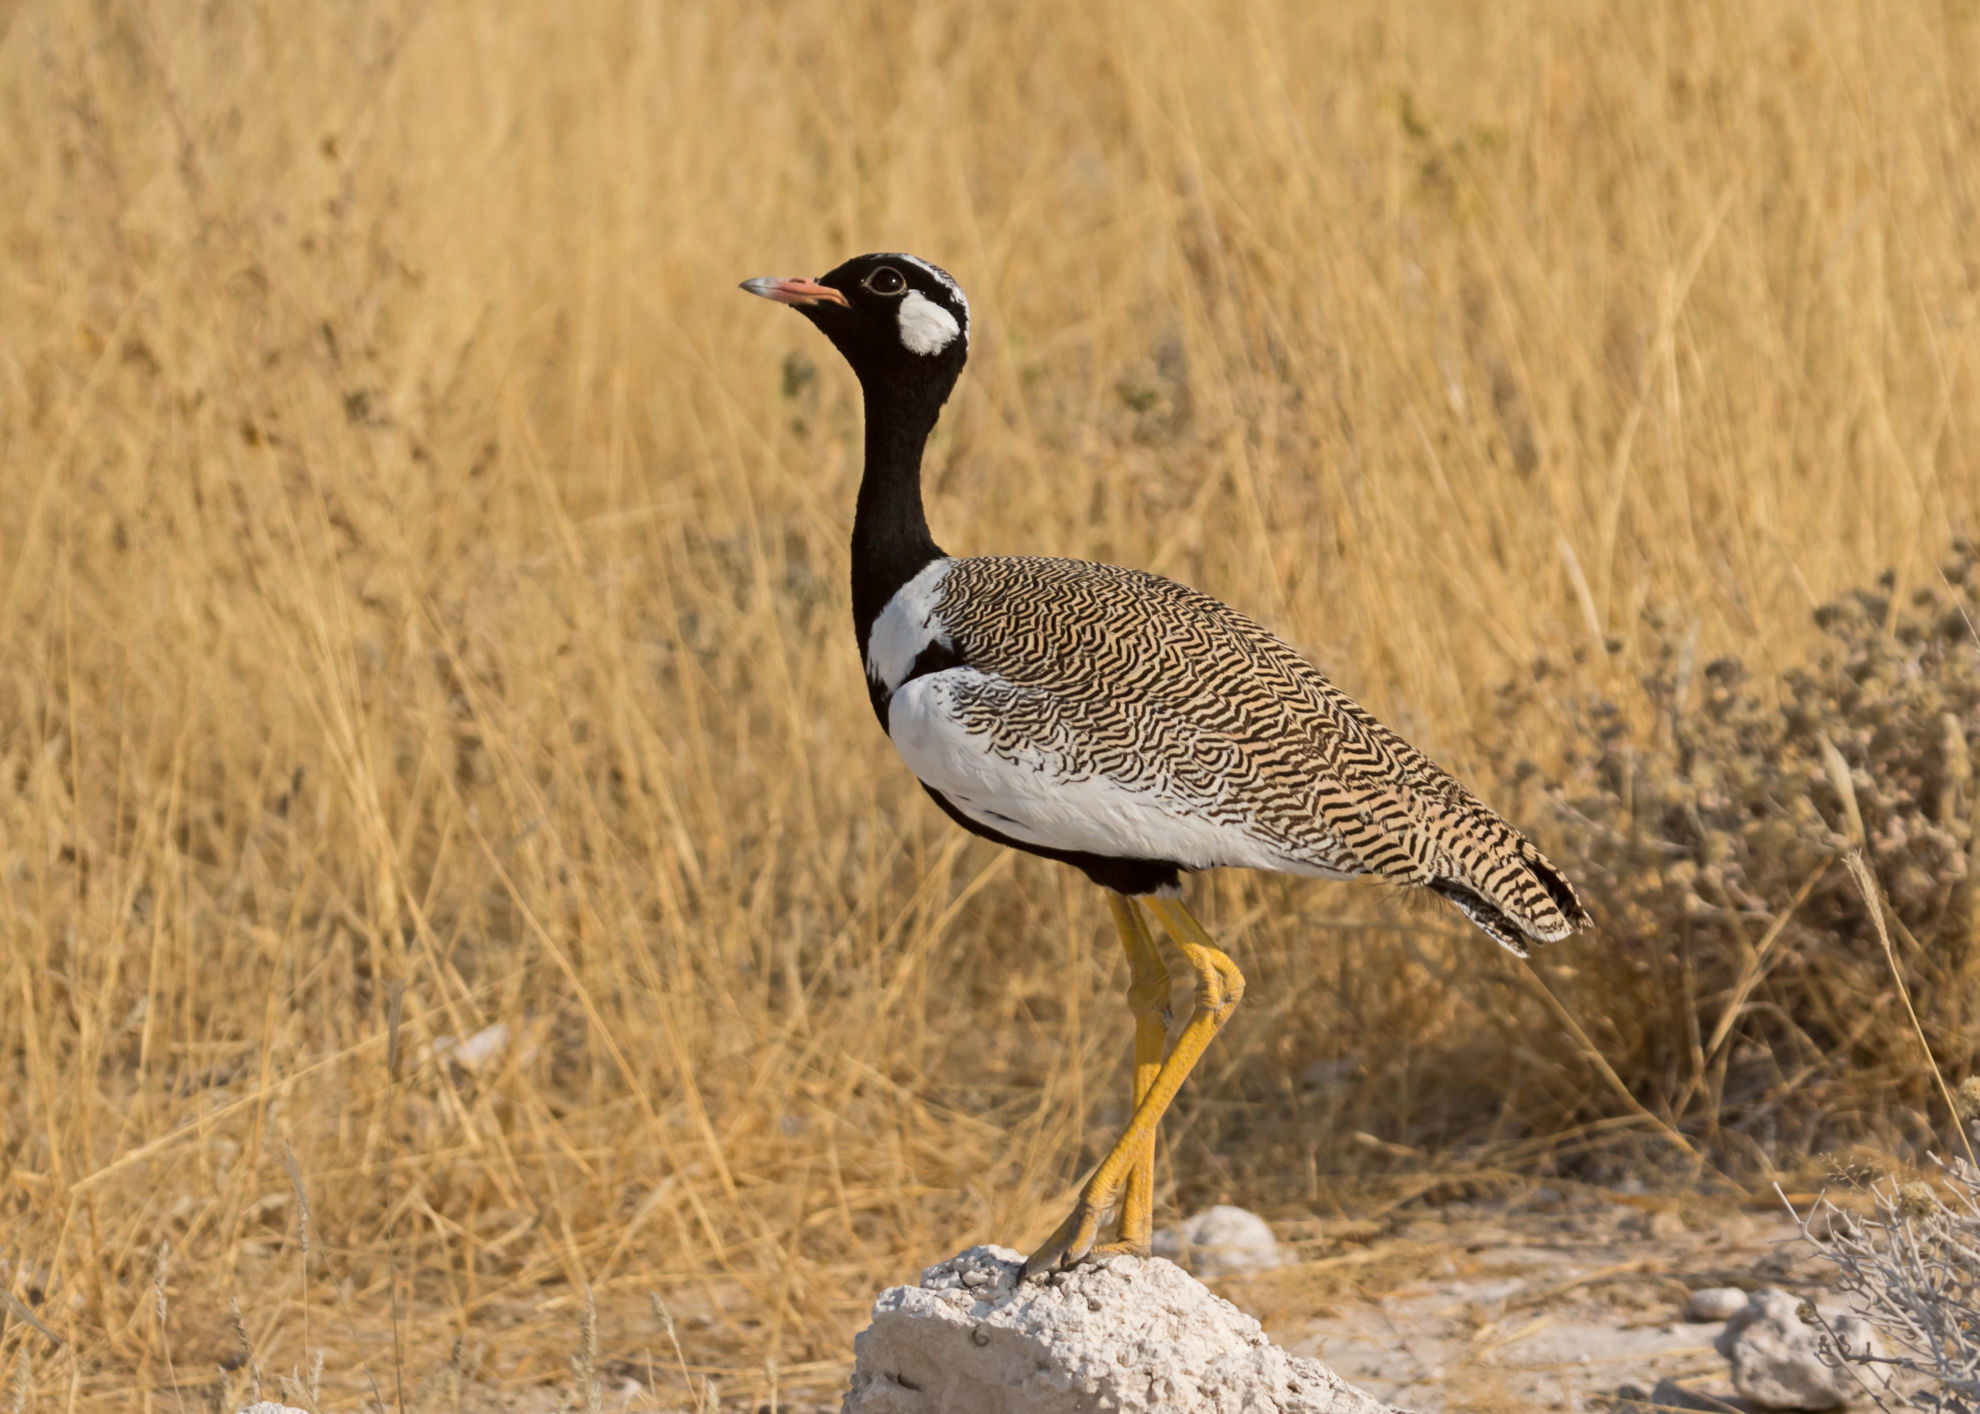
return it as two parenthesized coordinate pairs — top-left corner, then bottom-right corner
(1020, 1198), (1110, 1280)
(1085, 1238), (1152, 1259)
(1021, 1201), (1158, 1279)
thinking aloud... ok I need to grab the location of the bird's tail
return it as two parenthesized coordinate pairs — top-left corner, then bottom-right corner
(1431, 836), (1590, 957)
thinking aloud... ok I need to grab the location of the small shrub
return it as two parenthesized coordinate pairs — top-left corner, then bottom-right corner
(1788, 1136), (1980, 1410)
(1494, 544), (1980, 1165)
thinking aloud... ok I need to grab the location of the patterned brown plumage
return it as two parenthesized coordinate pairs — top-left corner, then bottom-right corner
(748, 250), (1594, 1276)
(908, 555), (1589, 954)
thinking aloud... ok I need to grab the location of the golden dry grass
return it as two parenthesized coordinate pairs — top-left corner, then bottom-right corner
(2, 0), (1978, 1407)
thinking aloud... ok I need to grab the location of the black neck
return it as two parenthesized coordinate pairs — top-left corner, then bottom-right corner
(850, 376), (948, 646)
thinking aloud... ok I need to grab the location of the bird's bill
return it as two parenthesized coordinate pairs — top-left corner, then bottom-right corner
(740, 276), (850, 309)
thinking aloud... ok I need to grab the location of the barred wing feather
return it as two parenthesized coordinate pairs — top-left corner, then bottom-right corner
(886, 556), (1587, 953)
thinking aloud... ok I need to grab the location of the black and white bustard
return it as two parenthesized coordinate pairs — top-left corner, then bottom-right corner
(743, 253), (1591, 1277)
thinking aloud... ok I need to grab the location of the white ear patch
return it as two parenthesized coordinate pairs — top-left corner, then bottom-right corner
(897, 290), (962, 356)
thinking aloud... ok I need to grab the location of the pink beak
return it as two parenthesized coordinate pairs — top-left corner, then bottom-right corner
(740, 276), (850, 309)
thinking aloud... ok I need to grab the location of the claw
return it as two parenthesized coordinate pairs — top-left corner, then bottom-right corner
(1021, 1199), (1105, 1280)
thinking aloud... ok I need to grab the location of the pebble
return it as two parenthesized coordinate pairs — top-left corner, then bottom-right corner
(430, 1021), (510, 1072)
(1683, 1286), (1748, 1322)
(1150, 1205), (1285, 1276)
(1714, 1288), (1878, 1409)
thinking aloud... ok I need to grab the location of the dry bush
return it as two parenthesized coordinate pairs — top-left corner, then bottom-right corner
(1787, 1093), (1980, 1413)
(1487, 547), (1980, 1171)
(1, 0), (1978, 1408)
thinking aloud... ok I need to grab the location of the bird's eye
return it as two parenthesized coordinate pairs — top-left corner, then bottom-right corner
(864, 267), (906, 296)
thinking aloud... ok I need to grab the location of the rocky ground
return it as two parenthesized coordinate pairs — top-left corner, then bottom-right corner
(1242, 1190), (1846, 1411)
(838, 1188), (1896, 1413)
(418, 1186), (1901, 1413)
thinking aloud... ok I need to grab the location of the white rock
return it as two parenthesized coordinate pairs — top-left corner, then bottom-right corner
(236, 1405), (311, 1414)
(1713, 1288), (1879, 1410)
(1683, 1286), (1749, 1322)
(430, 1021), (510, 1072)
(840, 1245), (1406, 1414)
(1151, 1204), (1286, 1276)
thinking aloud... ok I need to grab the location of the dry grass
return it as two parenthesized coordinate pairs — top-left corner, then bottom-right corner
(2, 0), (1978, 1407)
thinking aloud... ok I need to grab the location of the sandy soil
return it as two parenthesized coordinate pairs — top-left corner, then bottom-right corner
(1245, 1189), (1827, 1411)
(439, 1188), (1844, 1413)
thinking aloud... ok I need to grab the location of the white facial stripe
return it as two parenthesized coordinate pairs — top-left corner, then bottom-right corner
(881, 253), (970, 328)
(897, 289), (962, 356)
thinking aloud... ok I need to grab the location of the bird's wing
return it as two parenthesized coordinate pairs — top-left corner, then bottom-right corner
(879, 555), (1586, 950)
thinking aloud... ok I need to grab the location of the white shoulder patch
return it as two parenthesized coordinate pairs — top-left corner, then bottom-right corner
(897, 290), (962, 356)
(866, 559), (954, 693)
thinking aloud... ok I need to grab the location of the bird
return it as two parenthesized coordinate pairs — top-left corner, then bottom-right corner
(741, 252), (1591, 1278)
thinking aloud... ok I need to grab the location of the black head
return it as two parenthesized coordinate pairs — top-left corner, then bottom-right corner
(741, 252), (970, 399)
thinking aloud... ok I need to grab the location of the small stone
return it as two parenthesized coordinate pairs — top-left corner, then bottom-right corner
(237, 1406), (311, 1414)
(1150, 1205), (1285, 1276)
(429, 1021), (510, 1072)
(1684, 1286), (1749, 1322)
(1713, 1288), (1880, 1410)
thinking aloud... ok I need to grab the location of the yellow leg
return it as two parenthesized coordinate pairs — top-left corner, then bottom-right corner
(1023, 895), (1244, 1279)
(1105, 892), (1171, 1253)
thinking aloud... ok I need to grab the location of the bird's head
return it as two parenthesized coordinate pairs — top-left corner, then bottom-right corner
(741, 252), (970, 398)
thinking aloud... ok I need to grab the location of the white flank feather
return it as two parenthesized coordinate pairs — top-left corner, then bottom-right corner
(886, 667), (1357, 878)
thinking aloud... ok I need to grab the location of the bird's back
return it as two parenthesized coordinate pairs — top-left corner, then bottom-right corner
(910, 555), (1587, 952)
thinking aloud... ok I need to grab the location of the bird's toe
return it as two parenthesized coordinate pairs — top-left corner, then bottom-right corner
(1021, 1201), (1105, 1280)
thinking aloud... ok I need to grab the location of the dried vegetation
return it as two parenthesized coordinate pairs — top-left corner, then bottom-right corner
(1488, 546), (1980, 1168)
(1, 0), (1978, 1409)
(1786, 1084), (1980, 1410)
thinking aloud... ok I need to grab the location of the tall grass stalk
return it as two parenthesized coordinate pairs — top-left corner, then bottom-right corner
(1, 0), (1976, 1405)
